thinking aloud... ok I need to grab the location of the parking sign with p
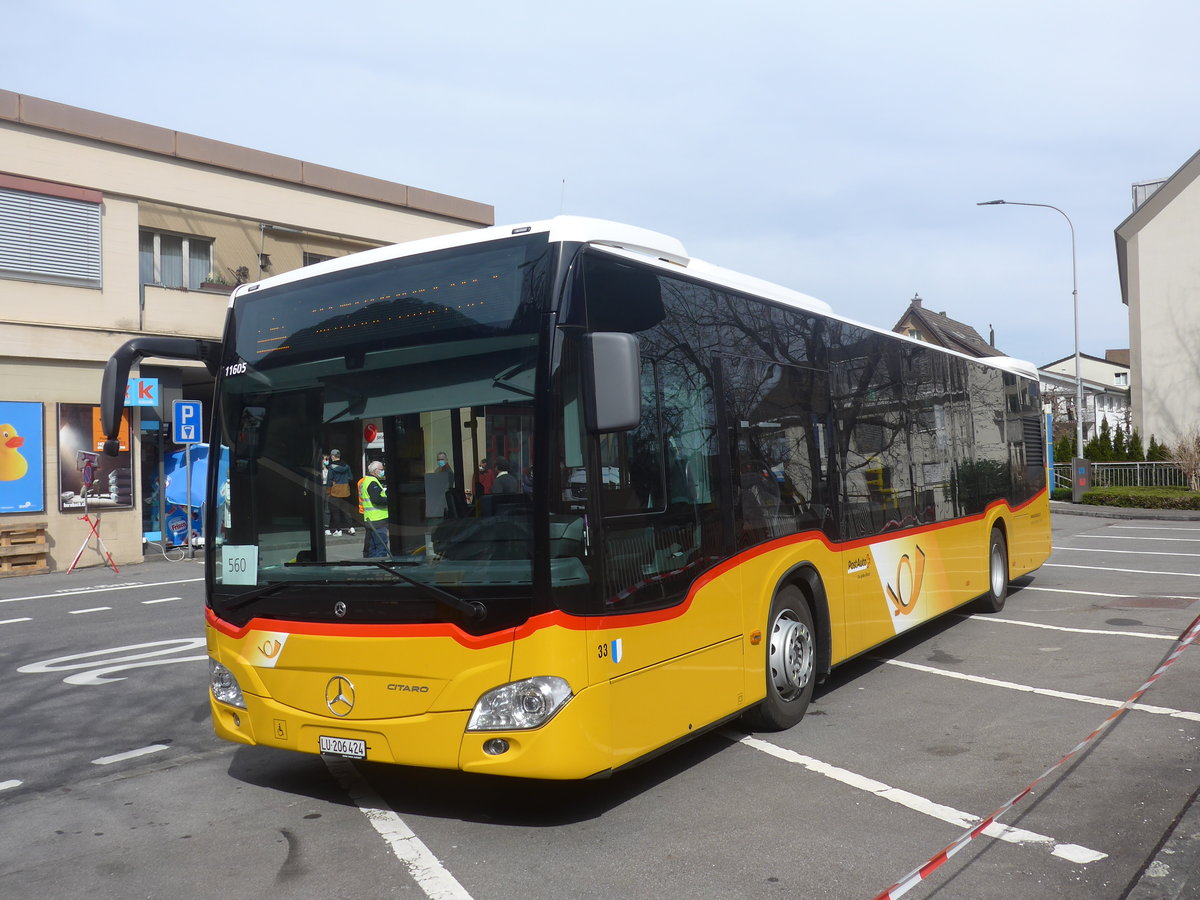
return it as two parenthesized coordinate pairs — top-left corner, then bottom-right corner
(173, 399), (203, 445)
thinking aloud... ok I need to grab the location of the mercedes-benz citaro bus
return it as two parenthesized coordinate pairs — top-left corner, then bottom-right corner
(99, 217), (1050, 779)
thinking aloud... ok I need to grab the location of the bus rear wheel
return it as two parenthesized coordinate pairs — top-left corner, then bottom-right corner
(976, 527), (1008, 613)
(743, 585), (816, 731)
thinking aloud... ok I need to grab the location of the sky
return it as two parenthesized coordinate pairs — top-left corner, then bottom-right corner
(6, 0), (1200, 367)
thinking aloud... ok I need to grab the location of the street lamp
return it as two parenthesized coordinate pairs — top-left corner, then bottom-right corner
(977, 199), (1084, 455)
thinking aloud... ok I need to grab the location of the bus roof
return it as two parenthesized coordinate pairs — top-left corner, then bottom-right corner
(232, 215), (1038, 381)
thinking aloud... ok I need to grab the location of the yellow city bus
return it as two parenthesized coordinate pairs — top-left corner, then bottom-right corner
(99, 217), (1050, 779)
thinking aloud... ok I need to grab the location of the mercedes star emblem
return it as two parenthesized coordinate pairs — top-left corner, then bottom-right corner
(325, 675), (355, 717)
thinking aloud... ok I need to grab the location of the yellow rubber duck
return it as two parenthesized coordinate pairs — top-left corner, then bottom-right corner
(0, 424), (28, 481)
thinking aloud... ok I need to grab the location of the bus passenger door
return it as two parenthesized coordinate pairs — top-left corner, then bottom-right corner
(591, 354), (742, 763)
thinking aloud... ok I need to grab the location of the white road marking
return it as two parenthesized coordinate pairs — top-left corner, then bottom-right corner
(1052, 545), (1200, 558)
(0, 780), (22, 791)
(1046, 563), (1200, 578)
(325, 757), (473, 899)
(69, 606), (113, 615)
(880, 659), (1200, 722)
(92, 744), (171, 766)
(1021, 586), (1138, 598)
(963, 615), (1177, 642)
(1021, 586), (1199, 602)
(1108, 526), (1200, 532)
(17, 638), (207, 685)
(728, 733), (1106, 864)
(141, 597), (182, 605)
(0, 617), (32, 625)
(0, 577), (203, 605)
(1086, 535), (1200, 543)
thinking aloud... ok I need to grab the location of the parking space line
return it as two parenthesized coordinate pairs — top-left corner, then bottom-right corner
(1086, 535), (1200, 543)
(1021, 586), (1137, 598)
(1021, 586), (1200, 602)
(962, 615), (1177, 642)
(1109, 526), (1200, 532)
(325, 757), (473, 899)
(727, 733), (1106, 864)
(92, 744), (171, 766)
(1052, 545), (1200, 558)
(1046, 563), (1200, 578)
(879, 659), (1200, 721)
(0, 577), (203, 605)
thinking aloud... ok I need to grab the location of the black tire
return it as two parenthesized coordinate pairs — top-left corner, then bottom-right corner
(743, 585), (816, 731)
(976, 527), (1008, 613)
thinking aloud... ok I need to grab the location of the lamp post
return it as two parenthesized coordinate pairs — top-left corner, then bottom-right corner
(977, 199), (1084, 455)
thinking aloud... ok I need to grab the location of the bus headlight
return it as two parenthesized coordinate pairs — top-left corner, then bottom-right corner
(467, 676), (572, 731)
(209, 658), (247, 709)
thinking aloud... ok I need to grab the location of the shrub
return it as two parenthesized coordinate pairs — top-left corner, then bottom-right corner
(1078, 485), (1200, 510)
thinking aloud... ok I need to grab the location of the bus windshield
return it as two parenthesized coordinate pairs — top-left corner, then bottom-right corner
(209, 234), (557, 624)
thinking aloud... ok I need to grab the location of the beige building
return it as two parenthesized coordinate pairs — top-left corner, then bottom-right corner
(0, 91), (492, 573)
(1038, 350), (1130, 443)
(1116, 150), (1200, 445)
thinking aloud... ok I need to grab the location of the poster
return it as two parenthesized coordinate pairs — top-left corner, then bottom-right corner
(0, 401), (45, 515)
(58, 403), (133, 512)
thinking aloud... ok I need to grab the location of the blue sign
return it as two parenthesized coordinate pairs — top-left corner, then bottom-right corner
(0, 401), (44, 514)
(173, 399), (203, 445)
(126, 377), (159, 407)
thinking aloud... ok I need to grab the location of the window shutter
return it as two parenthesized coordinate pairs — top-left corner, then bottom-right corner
(0, 187), (102, 286)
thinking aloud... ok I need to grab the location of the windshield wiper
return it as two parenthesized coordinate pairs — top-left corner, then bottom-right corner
(222, 579), (332, 612)
(284, 559), (487, 622)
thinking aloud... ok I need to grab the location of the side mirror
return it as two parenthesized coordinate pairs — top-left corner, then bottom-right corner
(582, 332), (641, 433)
(99, 337), (221, 455)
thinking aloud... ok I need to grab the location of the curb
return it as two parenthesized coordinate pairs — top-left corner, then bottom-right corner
(1050, 501), (1200, 522)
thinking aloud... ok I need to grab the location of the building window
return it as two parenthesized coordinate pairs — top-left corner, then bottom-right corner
(303, 252), (335, 267)
(139, 230), (212, 290)
(0, 182), (102, 287)
(1114, 372), (1128, 386)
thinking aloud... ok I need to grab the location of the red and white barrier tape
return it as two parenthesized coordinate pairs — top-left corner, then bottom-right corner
(874, 609), (1200, 900)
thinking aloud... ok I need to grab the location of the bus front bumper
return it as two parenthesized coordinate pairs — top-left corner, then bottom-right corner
(210, 679), (612, 780)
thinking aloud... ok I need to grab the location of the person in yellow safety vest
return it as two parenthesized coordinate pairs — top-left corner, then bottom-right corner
(358, 460), (389, 558)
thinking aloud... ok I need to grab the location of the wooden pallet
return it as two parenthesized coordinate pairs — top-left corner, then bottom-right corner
(0, 522), (49, 577)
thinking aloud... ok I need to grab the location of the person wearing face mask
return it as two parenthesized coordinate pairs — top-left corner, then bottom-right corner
(358, 460), (389, 557)
(433, 450), (455, 487)
(475, 458), (494, 498)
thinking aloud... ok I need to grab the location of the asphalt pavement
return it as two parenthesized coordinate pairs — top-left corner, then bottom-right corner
(4, 511), (1196, 898)
(1051, 501), (1200, 899)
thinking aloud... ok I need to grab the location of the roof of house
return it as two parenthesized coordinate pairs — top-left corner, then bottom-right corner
(0, 90), (493, 226)
(1115, 146), (1200, 305)
(1039, 351), (1130, 371)
(892, 295), (1002, 358)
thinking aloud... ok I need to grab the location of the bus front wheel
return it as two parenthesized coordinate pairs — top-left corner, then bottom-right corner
(743, 585), (815, 731)
(977, 527), (1009, 613)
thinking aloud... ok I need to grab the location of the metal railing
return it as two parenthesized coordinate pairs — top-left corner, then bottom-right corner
(1051, 461), (1188, 489)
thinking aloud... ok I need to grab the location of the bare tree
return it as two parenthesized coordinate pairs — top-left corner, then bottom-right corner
(1172, 424), (1200, 491)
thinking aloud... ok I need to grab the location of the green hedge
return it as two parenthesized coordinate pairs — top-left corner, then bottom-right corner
(1078, 485), (1200, 510)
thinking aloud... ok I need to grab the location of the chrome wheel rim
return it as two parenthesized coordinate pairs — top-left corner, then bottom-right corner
(990, 543), (1005, 597)
(768, 610), (814, 701)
